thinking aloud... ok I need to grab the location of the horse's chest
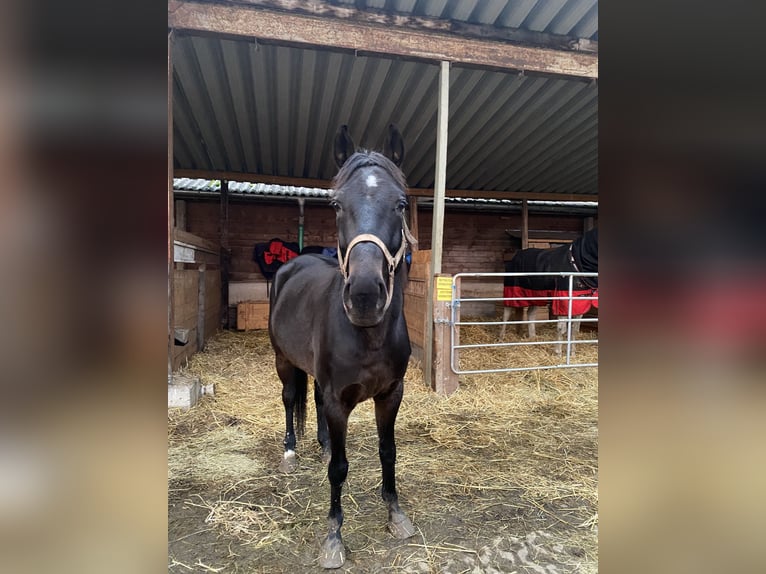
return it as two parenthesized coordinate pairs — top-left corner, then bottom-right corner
(322, 345), (407, 398)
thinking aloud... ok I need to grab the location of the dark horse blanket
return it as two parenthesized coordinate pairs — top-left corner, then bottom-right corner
(253, 238), (301, 280)
(503, 228), (598, 316)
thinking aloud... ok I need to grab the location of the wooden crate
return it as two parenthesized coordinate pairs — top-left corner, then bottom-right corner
(237, 301), (270, 330)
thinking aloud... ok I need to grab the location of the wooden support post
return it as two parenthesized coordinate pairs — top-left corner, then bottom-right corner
(197, 264), (206, 352)
(521, 199), (529, 249)
(408, 196), (419, 251)
(175, 199), (187, 230)
(174, 200), (187, 270)
(424, 60), (450, 389)
(432, 273), (459, 396)
(168, 30), (174, 381)
(220, 180), (230, 327)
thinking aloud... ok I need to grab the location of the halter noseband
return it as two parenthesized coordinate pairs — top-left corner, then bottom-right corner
(337, 214), (417, 315)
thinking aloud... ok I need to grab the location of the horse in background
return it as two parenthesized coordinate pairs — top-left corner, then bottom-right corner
(499, 228), (598, 355)
(268, 124), (416, 568)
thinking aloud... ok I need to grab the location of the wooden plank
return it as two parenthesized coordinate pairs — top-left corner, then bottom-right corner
(174, 228), (220, 253)
(237, 301), (270, 330)
(225, 0), (597, 54)
(174, 244), (220, 265)
(408, 262), (430, 281)
(168, 1), (598, 79)
(411, 250), (431, 264)
(506, 228), (581, 241)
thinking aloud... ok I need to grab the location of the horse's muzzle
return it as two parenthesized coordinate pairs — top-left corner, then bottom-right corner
(342, 272), (387, 327)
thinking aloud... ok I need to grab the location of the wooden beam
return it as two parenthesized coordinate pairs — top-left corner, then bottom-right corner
(197, 264), (207, 352)
(407, 196), (419, 251)
(432, 273), (459, 396)
(168, 30), (175, 381)
(174, 228), (220, 253)
(406, 187), (598, 202)
(219, 179), (229, 249)
(521, 199), (529, 249)
(226, 0), (597, 54)
(175, 199), (187, 230)
(168, 1), (597, 79)
(431, 61), (449, 276)
(424, 61), (450, 390)
(174, 168), (597, 202)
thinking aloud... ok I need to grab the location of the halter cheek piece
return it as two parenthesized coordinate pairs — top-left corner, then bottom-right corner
(337, 215), (417, 315)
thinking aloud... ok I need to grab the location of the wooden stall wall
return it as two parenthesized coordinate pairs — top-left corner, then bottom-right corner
(404, 250), (430, 364)
(172, 269), (221, 370)
(185, 199), (336, 282)
(417, 210), (590, 317)
(180, 198), (593, 326)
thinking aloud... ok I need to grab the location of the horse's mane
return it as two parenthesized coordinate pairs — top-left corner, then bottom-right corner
(331, 150), (407, 192)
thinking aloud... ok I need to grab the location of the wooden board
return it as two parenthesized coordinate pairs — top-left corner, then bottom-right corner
(237, 301), (270, 331)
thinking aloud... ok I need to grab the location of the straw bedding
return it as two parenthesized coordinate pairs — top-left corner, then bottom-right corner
(168, 321), (597, 573)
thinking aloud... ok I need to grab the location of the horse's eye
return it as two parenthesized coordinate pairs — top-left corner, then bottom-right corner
(330, 200), (341, 212)
(396, 199), (408, 212)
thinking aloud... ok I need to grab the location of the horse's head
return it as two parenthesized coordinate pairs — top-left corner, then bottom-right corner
(331, 124), (414, 327)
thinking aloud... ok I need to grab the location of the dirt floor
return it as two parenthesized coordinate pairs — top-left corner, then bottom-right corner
(168, 324), (598, 573)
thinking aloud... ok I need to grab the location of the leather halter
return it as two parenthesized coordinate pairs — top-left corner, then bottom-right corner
(338, 214), (417, 315)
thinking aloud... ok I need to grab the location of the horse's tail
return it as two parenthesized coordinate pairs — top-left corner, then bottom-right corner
(294, 369), (308, 438)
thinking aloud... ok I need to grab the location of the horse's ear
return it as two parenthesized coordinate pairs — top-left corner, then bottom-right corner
(385, 124), (405, 167)
(334, 125), (356, 168)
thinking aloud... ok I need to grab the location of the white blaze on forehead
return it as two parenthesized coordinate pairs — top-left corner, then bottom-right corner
(365, 174), (378, 188)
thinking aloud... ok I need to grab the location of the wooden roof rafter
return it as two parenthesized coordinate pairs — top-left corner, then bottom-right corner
(168, 0), (598, 80)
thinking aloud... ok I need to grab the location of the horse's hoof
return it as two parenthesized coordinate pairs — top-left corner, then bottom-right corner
(319, 534), (345, 569)
(278, 454), (297, 473)
(388, 511), (416, 539)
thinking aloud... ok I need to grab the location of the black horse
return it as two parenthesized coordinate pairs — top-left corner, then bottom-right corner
(268, 125), (417, 568)
(499, 228), (598, 354)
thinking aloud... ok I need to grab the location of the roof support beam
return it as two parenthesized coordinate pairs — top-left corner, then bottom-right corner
(173, 168), (597, 202)
(168, 1), (597, 79)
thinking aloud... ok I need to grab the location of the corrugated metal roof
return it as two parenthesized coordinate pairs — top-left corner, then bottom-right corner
(173, 178), (597, 215)
(336, 0), (598, 39)
(172, 1), (597, 199)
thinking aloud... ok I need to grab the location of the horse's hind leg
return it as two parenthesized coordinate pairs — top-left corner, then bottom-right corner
(314, 381), (331, 464)
(555, 314), (582, 357)
(499, 306), (511, 340)
(527, 306), (537, 338)
(275, 355), (307, 473)
(374, 380), (415, 540)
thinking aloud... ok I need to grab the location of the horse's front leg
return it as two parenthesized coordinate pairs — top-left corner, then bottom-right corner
(319, 404), (350, 569)
(314, 382), (331, 464)
(375, 380), (415, 540)
(555, 314), (582, 357)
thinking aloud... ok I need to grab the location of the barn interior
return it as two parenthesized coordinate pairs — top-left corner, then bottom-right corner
(168, 2), (598, 572)
(168, 0), (598, 375)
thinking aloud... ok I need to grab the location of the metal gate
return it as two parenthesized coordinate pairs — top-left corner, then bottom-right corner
(449, 272), (598, 374)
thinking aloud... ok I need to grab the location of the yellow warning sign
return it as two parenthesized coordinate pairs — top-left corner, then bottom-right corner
(436, 276), (452, 301)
